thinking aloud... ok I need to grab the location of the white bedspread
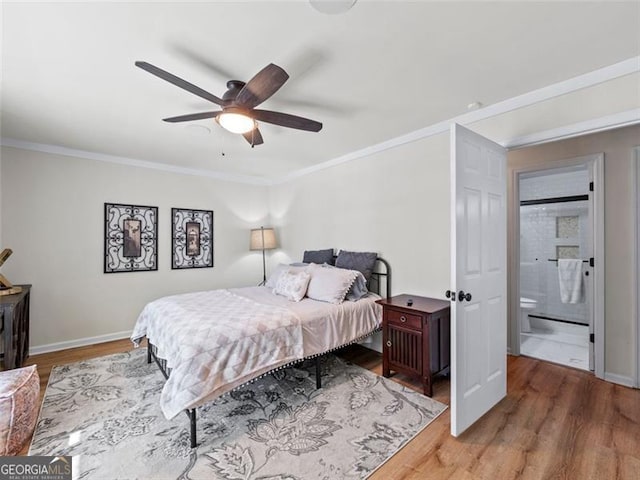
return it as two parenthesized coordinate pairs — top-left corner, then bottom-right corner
(131, 289), (304, 419)
(230, 287), (382, 358)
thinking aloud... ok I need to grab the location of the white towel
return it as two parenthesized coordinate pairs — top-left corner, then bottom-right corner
(558, 259), (584, 304)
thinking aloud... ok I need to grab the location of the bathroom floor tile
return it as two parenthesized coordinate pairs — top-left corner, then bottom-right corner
(520, 332), (589, 371)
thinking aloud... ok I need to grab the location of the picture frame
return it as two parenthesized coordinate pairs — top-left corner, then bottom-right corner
(104, 203), (158, 273)
(171, 208), (214, 269)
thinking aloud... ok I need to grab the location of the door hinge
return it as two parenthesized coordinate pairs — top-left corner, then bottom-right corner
(589, 181), (594, 192)
(590, 257), (595, 267)
(590, 333), (595, 343)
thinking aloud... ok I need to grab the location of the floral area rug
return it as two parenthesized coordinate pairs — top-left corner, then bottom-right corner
(30, 349), (446, 479)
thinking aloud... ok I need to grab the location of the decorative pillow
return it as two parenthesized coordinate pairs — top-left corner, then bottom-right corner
(306, 263), (358, 304)
(0, 365), (40, 456)
(345, 270), (369, 301)
(302, 249), (335, 266)
(318, 263), (369, 301)
(265, 263), (308, 289)
(273, 269), (311, 302)
(335, 250), (378, 284)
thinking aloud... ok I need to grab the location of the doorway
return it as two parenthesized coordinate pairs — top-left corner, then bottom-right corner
(518, 164), (593, 370)
(511, 154), (604, 376)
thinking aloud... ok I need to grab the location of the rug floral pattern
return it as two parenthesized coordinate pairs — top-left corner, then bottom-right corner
(30, 349), (446, 479)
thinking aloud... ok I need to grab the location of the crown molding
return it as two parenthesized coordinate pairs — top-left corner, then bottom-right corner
(2, 56), (638, 186)
(503, 108), (640, 149)
(272, 55), (640, 184)
(0, 137), (272, 186)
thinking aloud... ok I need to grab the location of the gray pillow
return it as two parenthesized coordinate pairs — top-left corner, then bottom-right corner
(303, 249), (335, 265)
(345, 271), (369, 301)
(335, 250), (377, 284)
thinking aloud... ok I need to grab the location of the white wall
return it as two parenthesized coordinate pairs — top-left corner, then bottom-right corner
(270, 133), (451, 299)
(0, 146), (270, 350)
(636, 147), (640, 387)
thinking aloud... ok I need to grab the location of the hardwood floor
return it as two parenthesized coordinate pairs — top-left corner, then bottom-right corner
(17, 340), (640, 479)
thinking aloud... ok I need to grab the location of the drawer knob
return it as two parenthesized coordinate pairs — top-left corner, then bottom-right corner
(386, 340), (392, 347)
(400, 315), (407, 323)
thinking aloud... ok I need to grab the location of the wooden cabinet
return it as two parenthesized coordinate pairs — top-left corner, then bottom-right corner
(377, 294), (450, 397)
(0, 285), (31, 369)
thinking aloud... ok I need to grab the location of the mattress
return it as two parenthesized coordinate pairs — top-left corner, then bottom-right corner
(131, 286), (382, 419)
(231, 286), (382, 358)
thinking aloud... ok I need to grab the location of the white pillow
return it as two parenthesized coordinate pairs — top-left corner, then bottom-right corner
(265, 263), (308, 289)
(306, 263), (358, 304)
(316, 263), (369, 301)
(273, 269), (312, 302)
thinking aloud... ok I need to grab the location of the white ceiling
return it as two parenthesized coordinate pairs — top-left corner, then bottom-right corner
(2, 1), (639, 181)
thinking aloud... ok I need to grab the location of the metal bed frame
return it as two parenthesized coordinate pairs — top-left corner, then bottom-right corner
(145, 257), (391, 448)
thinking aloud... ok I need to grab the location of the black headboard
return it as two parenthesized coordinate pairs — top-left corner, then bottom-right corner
(328, 254), (391, 299)
(370, 257), (391, 299)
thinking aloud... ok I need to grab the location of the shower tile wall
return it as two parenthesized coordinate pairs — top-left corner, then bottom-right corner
(520, 170), (589, 324)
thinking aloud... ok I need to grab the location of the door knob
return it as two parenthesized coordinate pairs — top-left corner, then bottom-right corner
(458, 290), (472, 302)
(445, 290), (456, 301)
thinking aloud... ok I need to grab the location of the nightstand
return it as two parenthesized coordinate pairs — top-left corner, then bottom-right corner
(376, 294), (450, 397)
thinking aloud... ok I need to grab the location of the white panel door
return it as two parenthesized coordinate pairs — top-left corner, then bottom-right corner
(450, 123), (507, 436)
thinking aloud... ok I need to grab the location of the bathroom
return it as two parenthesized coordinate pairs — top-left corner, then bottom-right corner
(518, 164), (593, 371)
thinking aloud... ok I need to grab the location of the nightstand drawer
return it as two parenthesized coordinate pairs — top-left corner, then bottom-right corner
(387, 309), (422, 329)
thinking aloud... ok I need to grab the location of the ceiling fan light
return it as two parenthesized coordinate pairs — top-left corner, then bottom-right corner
(217, 113), (255, 134)
(309, 0), (357, 15)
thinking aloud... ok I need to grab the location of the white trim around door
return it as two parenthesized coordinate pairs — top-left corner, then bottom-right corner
(508, 154), (605, 379)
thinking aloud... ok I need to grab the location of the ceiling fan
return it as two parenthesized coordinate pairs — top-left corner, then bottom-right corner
(135, 61), (323, 147)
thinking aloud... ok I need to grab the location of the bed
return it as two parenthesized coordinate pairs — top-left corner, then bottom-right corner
(131, 256), (390, 447)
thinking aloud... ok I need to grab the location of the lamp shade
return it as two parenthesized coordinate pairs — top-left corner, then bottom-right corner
(250, 227), (277, 250)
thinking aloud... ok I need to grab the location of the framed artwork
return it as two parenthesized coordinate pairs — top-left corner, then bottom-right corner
(104, 203), (158, 273)
(172, 208), (214, 269)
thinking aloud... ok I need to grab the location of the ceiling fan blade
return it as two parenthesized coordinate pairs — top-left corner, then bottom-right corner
(172, 45), (237, 81)
(242, 128), (264, 147)
(135, 61), (224, 106)
(162, 111), (222, 123)
(235, 64), (289, 109)
(252, 109), (322, 132)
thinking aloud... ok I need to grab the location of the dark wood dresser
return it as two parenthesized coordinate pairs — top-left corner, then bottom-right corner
(377, 294), (450, 396)
(0, 285), (31, 369)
